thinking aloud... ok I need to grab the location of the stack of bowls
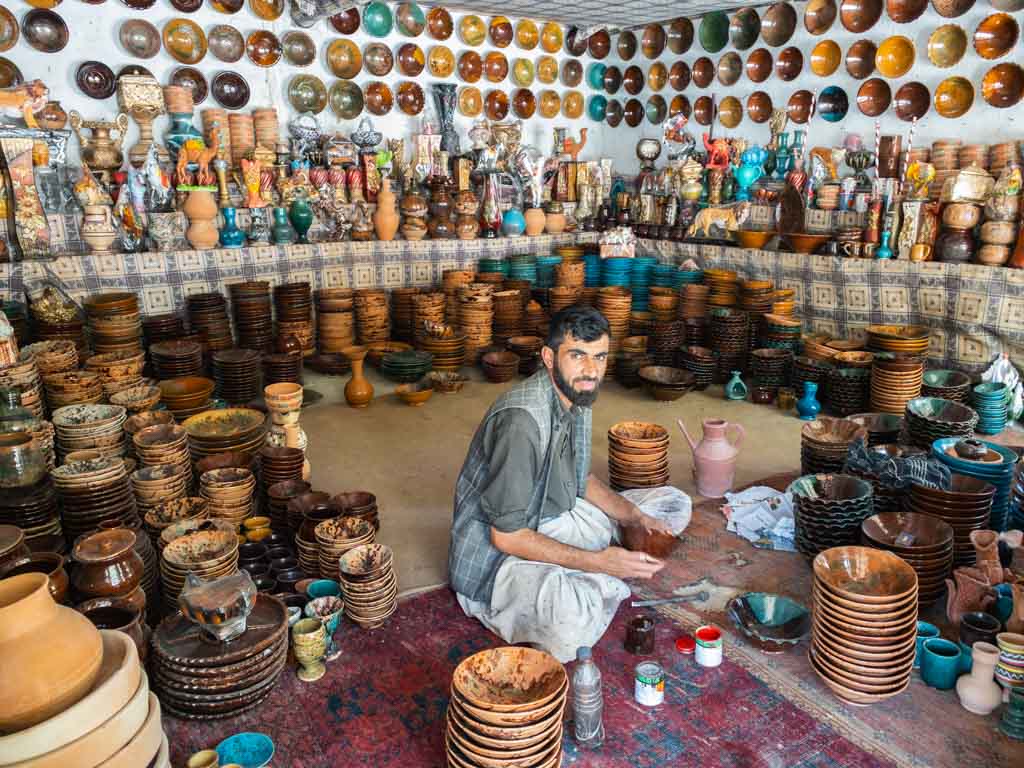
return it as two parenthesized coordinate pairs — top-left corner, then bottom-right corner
(607, 421), (669, 492)
(157, 377), (215, 420)
(123, 411), (175, 459)
(458, 285), (493, 363)
(761, 314), (803, 354)
(996, 633), (1024, 699)
(909, 474), (996, 565)
(132, 464), (191, 524)
(709, 308), (749, 381)
(418, 331), (466, 372)
(230, 282), (274, 353)
(314, 517), (375, 580)
(676, 346), (717, 390)
(679, 284), (709, 320)
(317, 288), (356, 354)
(793, 356), (833, 403)
(0, 477), (61, 548)
(922, 369), (972, 403)
(142, 497), (208, 552)
(904, 397), (978, 449)
(338, 543), (398, 628)
(648, 320), (684, 366)
(616, 349), (653, 389)
(332, 490), (380, 530)
(133, 424), (192, 479)
(85, 292), (143, 355)
(827, 368), (871, 416)
(142, 313), (184, 347)
(0, 349), (45, 419)
(109, 384), (162, 414)
(149, 341), (204, 380)
(637, 365), (695, 402)
(52, 404), (128, 463)
(159, 524), (239, 614)
(704, 267), (739, 306)
(866, 324), (930, 357)
(84, 350), (146, 398)
(274, 282), (315, 355)
(810, 546), (918, 705)
(446, 647), (566, 768)
(972, 382), (1009, 435)
(750, 348), (792, 388)
(381, 349), (434, 383)
(1012, 463), (1024, 531)
(596, 287), (632, 374)
(800, 417), (868, 475)
(200, 468), (257, 528)
(267, 479), (311, 533)
(262, 352), (303, 386)
(506, 336), (543, 376)
(600, 257), (631, 288)
(860, 511), (954, 604)
(870, 356), (924, 414)
(790, 474), (875, 559)
(390, 288), (420, 343)
(847, 413), (903, 447)
(212, 349), (261, 405)
(931, 437), (1017, 531)
(292, 496), (332, 577)
(286, 491), (331, 540)
(43, 370), (104, 409)
(183, 408), (267, 463)
(51, 457), (138, 543)
(492, 290), (525, 344)
(260, 446), (305, 498)
(23, 339), (78, 375)
(187, 292), (233, 352)
(481, 351), (520, 383)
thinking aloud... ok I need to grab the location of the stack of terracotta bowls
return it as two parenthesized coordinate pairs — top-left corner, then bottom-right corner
(262, 352), (304, 385)
(187, 292), (234, 352)
(23, 339), (78, 376)
(648, 288), (680, 323)
(506, 336), (544, 376)
(51, 456), (139, 542)
(43, 370), (104, 409)
(267, 479), (311, 533)
(142, 313), (184, 347)
(84, 292), (143, 355)
(412, 291), (446, 330)
(123, 411), (175, 461)
(810, 546), (918, 705)
(481, 350), (520, 383)
(354, 288), (391, 344)
(704, 268), (739, 306)
(921, 370), (972, 403)
(492, 290), (525, 344)
(548, 286), (582, 315)
(458, 285), (494, 363)
(607, 421), (670, 492)
(648, 320), (684, 366)
(159, 523), (239, 614)
(84, 350), (146, 398)
(230, 282), (274, 353)
(157, 376), (215, 420)
(200, 468), (257, 528)
(183, 408), (267, 463)
(131, 463), (190, 523)
(149, 341), (203, 380)
(931, 437), (1017, 532)
(289, 492), (331, 574)
(446, 647), (566, 768)
(389, 288), (420, 343)
(826, 368), (871, 416)
(903, 397), (978, 449)
(109, 384), (162, 414)
(709, 308), (749, 381)
(212, 349), (261, 404)
(860, 511), (954, 604)
(791, 474), (875, 559)
(418, 329), (466, 372)
(274, 282), (315, 355)
(150, 593), (288, 719)
(260, 446), (304, 497)
(314, 517), (375, 579)
(800, 417), (868, 475)
(908, 475), (995, 566)
(332, 490), (380, 530)
(847, 413), (903, 447)
(0, 349), (45, 419)
(142, 496), (208, 551)
(133, 424), (192, 480)
(596, 287), (631, 375)
(338, 543), (398, 628)
(676, 346), (716, 390)
(52, 403), (128, 463)
(317, 288), (356, 354)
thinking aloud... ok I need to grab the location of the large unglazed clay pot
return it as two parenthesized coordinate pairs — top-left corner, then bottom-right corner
(372, 178), (399, 241)
(0, 573), (104, 732)
(183, 189), (220, 249)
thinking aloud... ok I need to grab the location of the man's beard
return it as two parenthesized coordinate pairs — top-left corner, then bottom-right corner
(552, 359), (601, 407)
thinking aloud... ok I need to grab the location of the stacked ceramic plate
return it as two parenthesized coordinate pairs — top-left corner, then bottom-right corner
(507, 336), (544, 376)
(200, 468), (257, 528)
(921, 369), (971, 403)
(51, 457), (139, 542)
(260, 446), (304, 499)
(676, 346), (716, 390)
(132, 463), (191, 523)
(704, 268), (739, 306)
(903, 397), (978, 449)
(800, 417), (868, 475)
(142, 496), (208, 552)
(866, 325), (930, 357)
(931, 437), (1017, 532)
(183, 409), (267, 463)
(150, 341), (204, 380)
(792, 356), (833, 403)
(262, 352), (304, 386)
(44, 370), (104, 410)
(418, 332), (466, 372)
(596, 287), (632, 373)
(52, 404), (128, 463)
(908, 474), (996, 566)
(827, 368), (871, 417)
(317, 288), (356, 354)
(84, 349), (146, 397)
(761, 314), (802, 354)
(354, 288), (391, 345)
(338, 543), (398, 629)
(331, 490), (380, 530)
(187, 292), (234, 352)
(230, 282), (274, 353)
(0, 477), (61, 546)
(860, 511), (954, 604)
(649, 320), (685, 366)
(810, 546), (918, 705)
(159, 524), (240, 615)
(790, 474), (875, 560)
(709, 308), (749, 381)
(847, 413), (903, 447)
(123, 411), (175, 458)
(22, 339), (78, 375)
(750, 348), (792, 388)
(314, 517), (375, 580)
(267, 479), (311, 532)
(150, 593), (288, 720)
(212, 349), (261, 405)
(447, 647), (566, 768)
(0, 349), (45, 419)
(85, 291), (143, 355)
(870, 356), (924, 414)
(381, 349), (434, 382)
(972, 382), (1009, 435)
(109, 384), (162, 414)
(607, 421), (669, 492)
(133, 424), (192, 479)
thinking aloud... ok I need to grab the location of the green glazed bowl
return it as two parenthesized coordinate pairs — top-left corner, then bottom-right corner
(363, 2), (393, 37)
(698, 11), (729, 53)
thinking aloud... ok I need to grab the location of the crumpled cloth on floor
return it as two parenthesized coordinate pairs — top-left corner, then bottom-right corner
(722, 487), (796, 552)
(844, 438), (951, 490)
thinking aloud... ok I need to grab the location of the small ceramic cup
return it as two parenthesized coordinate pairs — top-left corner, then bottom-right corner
(307, 579), (342, 599)
(694, 625), (723, 668)
(921, 637), (961, 690)
(915, 621), (940, 669)
(186, 751), (219, 768)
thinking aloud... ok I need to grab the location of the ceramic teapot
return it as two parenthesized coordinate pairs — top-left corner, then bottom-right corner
(677, 417), (744, 498)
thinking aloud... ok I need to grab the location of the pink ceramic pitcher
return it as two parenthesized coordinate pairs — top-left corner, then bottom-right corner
(677, 418), (744, 498)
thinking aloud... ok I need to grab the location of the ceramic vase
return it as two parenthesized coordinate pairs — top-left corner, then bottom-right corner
(0, 573), (104, 732)
(545, 204), (566, 234)
(248, 207), (270, 243)
(342, 346), (373, 408)
(956, 642), (1002, 715)
(289, 198), (314, 244)
(479, 173), (502, 238)
(183, 189), (220, 249)
(502, 208), (526, 237)
(291, 617), (327, 682)
(524, 207), (546, 236)
(219, 207), (246, 248)
(71, 529), (145, 603)
(35, 100), (68, 130)
(796, 382), (822, 420)
(164, 112), (202, 166)
(372, 178), (399, 241)
(272, 207), (295, 244)
(80, 204), (118, 253)
(724, 370), (748, 401)
(432, 83), (460, 156)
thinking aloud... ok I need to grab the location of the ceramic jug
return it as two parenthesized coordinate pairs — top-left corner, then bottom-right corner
(677, 417), (745, 498)
(796, 382), (822, 420)
(956, 642), (1002, 715)
(945, 567), (996, 625)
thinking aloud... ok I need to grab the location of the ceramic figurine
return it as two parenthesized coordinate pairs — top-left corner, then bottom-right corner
(219, 207), (245, 248)
(479, 173), (502, 238)
(563, 128), (588, 162)
(956, 642), (1002, 715)
(796, 382), (822, 420)
(432, 83), (460, 156)
(724, 371), (748, 401)
(240, 158), (266, 209)
(945, 567), (996, 625)
(372, 178), (399, 241)
(271, 207), (294, 245)
(677, 417), (745, 498)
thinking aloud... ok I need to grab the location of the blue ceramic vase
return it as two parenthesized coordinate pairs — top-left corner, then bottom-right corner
(796, 382), (822, 420)
(725, 371), (748, 401)
(288, 199), (314, 244)
(501, 208), (526, 237)
(271, 207), (294, 245)
(219, 207), (245, 248)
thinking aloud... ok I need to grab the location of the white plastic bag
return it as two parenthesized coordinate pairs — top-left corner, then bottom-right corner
(619, 486), (692, 535)
(981, 353), (1023, 421)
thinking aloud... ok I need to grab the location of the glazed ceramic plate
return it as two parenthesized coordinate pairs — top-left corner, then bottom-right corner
(934, 75), (974, 118)
(666, 61), (689, 93)
(747, 91), (773, 122)
(875, 35), (915, 78)
(249, 0), (283, 20)
(163, 18), (206, 64)
(563, 90), (583, 119)
(511, 87), (535, 118)
(565, 27), (589, 56)
(927, 24), (967, 68)
(490, 16), (513, 48)
(846, 39), (876, 78)
(537, 55), (557, 84)
(329, 80), (363, 119)
(805, 0), (837, 34)
(716, 53), (740, 86)
(363, 2), (393, 37)
(119, 19), (159, 58)
(282, 31), (315, 66)
(589, 29), (611, 59)
(396, 81), (424, 115)
(365, 81), (392, 115)
(485, 51), (508, 83)
(329, 9), (360, 34)
(667, 18), (692, 54)
(561, 59), (582, 87)
(811, 39), (841, 76)
(974, 13), (1019, 60)
(458, 85), (482, 116)
(893, 81), (930, 121)
(856, 77), (891, 116)
(210, 0), (242, 11)
(729, 7), (761, 50)
(485, 90), (508, 120)
(603, 65), (622, 94)
(428, 45), (454, 77)
(625, 98), (645, 127)
(887, 0), (927, 22)
(587, 94), (607, 121)
(208, 24), (243, 63)
(427, 7), (452, 40)
(762, 2), (798, 45)
(170, 66), (208, 105)
(460, 14), (485, 46)
(0, 7), (16, 52)
(515, 19), (538, 50)
(0, 56), (20, 87)
(692, 57), (713, 88)
(118, 64), (152, 79)
(606, 98), (623, 126)
(840, 0), (883, 32)
(211, 71), (249, 109)
(715, 94), (740, 128)
(693, 95), (713, 125)
(363, 42), (393, 76)
(647, 94), (668, 124)
(123, 0), (157, 8)
(76, 61), (116, 99)
(514, 58), (535, 87)
(746, 48), (772, 82)
(539, 89), (560, 118)
(458, 51), (482, 83)
(618, 29), (637, 59)
(787, 89), (814, 123)
(670, 95), (690, 118)
(395, 2), (425, 37)
(327, 39), (361, 79)
(397, 43), (425, 76)
(698, 11), (728, 52)
(982, 62), (1024, 108)
(169, 0), (202, 10)
(288, 74), (327, 114)
(934, 0), (976, 16)
(540, 22), (562, 53)
(775, 47), (803, 81)
(246, 30), (281, 67)
(817, 85), (849, 122)
(23, 8), (68, 52)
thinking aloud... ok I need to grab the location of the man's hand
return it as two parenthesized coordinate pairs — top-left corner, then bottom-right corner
(597, 546), (664, 580)
(631, 506), (675, 536)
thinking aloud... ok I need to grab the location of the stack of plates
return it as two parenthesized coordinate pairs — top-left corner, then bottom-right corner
(679, 284), (709, 320)
(909, 473), (996, 565)
(314, 517), (375, 580)
(132, 463), (191, 524)
(366, 342), (414, 369)
(390, 288), (421, 343)
(600, 257), (630, 288)
(212, 349), (261, 405)
(260, 446), (304, 498)
(331, 490), (380, 530)
(230, 282), (274, 353)
(354, 289), (391, 344)
(142, 313), (184, 347)
(921, 369), (971, 403)
(607, 421), (669, 492)
(187, 292), (234, 352)
(596, 287), (632, 375)
(52, 404), (128, 463)
(183, 408), (267, 463)
(615, 351), (653, 388)
(750, 348), (792, 388)
(810, 546), (917, 705)
(790, 474), (874, 559)
(801, 334), (839, 364)
(159, 525), (239, 615)
(972, 382), (1009, 435)
(338, 543), (398, 628)
(200, 468), (257, 527)
(149, 341), (204, 380)
(418, 332), (466, 372)
(677, 345), (717, 390)
(317, 288), (356, 354)
(0, 349), (45, 419)
(262, 353), (304, 386)
(43, 370), (104, 409)
(508, 255), (538, 284)
(931, 437), (1017, 532)
(446, 647), (566, 768)
(709, 308), (749, 381)
(150, 593), (287, 719)
(861, 511), (954, 604)
(629, 257), (657, 311)
(133, 424), (192, 479)
(866, 324), (930, 356)
(85, 292), (143, 355)
(547, 286), (581, 315)
(847, 413), (903, 447)
(761, 314), (802, 353)
(534, 256), (561, 289)
(266, 479), (311, 533)
(51, 457), (138, 542)
(0, 477), (61, 546)
(827, 368), (871, 417)
(274, 282), (314, 354)
(158, 376), (215, 420)
(378, 349), (432, 382)
(704, 267), (739, 306)
(84, 350), (146, 398)
(904, 397), (978, 449)
(142, 496), (208, 553)
(800, 417), (868, 475)
(870, 356), (924, 414)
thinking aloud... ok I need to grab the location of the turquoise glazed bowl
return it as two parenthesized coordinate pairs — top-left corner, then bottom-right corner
(217, 732), (274, 768)
(587, 62), (606, 90)
(363, 2), (393, 37)
(307, 579), (341, 599)
(588, 95), (607, 121)
(727, 592), (810, 653)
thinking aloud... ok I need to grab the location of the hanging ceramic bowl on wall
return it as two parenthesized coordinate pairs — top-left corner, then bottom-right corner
(458, 51), (482, 83)
(563, 90), (584, 118)
(329, 81), (363, 119)
(603, 65), (622, 94)
(539, 89), (561, 119)
(485, 90), (509, 120)
(537, 55), (558, 84)
(670, 95), (691, 118)
(787, 89), (814, 123)
(667, 18), (693, 54)
(650, 62), (669, 90)
(717, 53), (741, 86)
(515, 20), (538, 50)
(605, 98), (623, 127)
(617, 29), (637, 59)
(540, 22), (562, 53)
(208, 24), (243, 62)
(76, 61), (116, 99)
(458, 86), (482, 116)
(845, 39), (876, 78)
(170, 66), (207, 104)
(245, 30), (281, 67)
(875, 35), (915, 78)
(893, 81), (930, 121)
(927, 24), (967, 68)
(817, 85), (849, 122)
(624, 98), (644, 127)
(840, 0), (883, 33)
(810, 39), (841, 76)
(729, 8), (761, 50)
(670, 61), (691, 91)
(211, 71), (250, 109)
(693, 95), (713, 125)
(427, 7), (451, 40)
(0, 7), (18, 53)
(514, 58), (536, 87)
(363, 2), (394, 37)
(395, 2), (425, 37)
(250, 0), (284, 21)
(330, 8), (360, 34)
(775, 47), (803, 81)
(363, 42), (393, 77)
(804, 0), (837, 34)
(512, 87), (536, 118)
(747, 91), (773, 122)
(282, 31), (315, 67)
(561, 59), (582, 87)
(588, 94), (607, 121)
(588, 28), (611, 59)
(981, 62), (1024, 108)
(762, 2), (798, 45)
(120, 19), (160, 59)
(485, 51), (509, 83)
(397, 43), (425, 76)
(288, 74), (327, 114)
(396, 81), (425, 115)
(886, 0), (927, 23)
(327, 39), (361, 79)
(163, 18), (206, 64)
(646, 94), (668, 124)
(428, 45), (454, 77)
(717, 95), (742, 128)
(856, 77), (891, 115)
(698, 12), (728, 53)
(692, 57), (714, 88)
(933, 76), (974, 118)
(974, 13), (1019, 60)
(364, 81), (393, 115)
(746, 48), (772, 82)
(641, 24), (667, 58)
(932, 0), (976, 17)
(623, 65), (644, 94)
(489, 16), (513, 48)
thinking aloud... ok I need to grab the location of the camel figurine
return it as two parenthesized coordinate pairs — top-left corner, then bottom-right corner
(687, 201), (751, 239)
(175, 127), (220, 187)
(0, 80), (49, 129)
(563, 128), (587, 162)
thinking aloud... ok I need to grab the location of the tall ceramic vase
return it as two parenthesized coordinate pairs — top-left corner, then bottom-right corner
(342, 345), (373, 408)
(183, 189), (220, 249)
(372, 178), (399, 241)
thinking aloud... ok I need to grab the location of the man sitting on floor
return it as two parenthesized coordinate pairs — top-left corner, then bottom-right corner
(448, 305), (671, 662)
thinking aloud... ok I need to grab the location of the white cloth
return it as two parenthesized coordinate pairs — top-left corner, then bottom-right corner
(456, 497), (631, 663)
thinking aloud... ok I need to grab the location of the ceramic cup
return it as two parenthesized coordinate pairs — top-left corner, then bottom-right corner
(915, 621), (940, 669)
(910, 243), (932, 262)
(921, 637), (961, 690)
(307, 579), (342, 599)
(695, 625), (723, 668)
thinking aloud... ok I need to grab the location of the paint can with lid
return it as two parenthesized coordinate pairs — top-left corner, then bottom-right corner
(695, 625), (723, 668)
(634, 660), (665, 707)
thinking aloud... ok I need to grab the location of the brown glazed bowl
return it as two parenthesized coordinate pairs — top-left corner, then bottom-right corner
(561, 58), (582, 87)
(485, 90), (508, 120)
(282, 30), (315, 67)
(426, 7), (452, 40)
(489, 16), (513, 48)
(840, 0), (884, 33)
(588, 28), (611, 59)
(982, 62), (1024, 108)
(648, 62), (668, 90)
(208, 24), (244, 63)
(933, 0), (976, 17)
(729, 8), (761, 50)
(485, 51), (508, 83)
(746, 48), (773, 82)
(886, 0), (927, 23)
(565, 26), (589, 56)
(747, 91), (773, 122)
(667, 18), (694, 54)
(928, 24), (968, 67)
(692, 57), (714, 88)
(396, 81), (424, 115)
(330, 8), (360, 33)
(623, 65), (644, 94)
(396, 43), (425, 76)
(604, 65), (622, 94)
(934, 76), (974, 117)
(857, 77), (892, 116)
(811, 39), (842, 76)
(624, 98), (644, 127)
(617, 29), (637, 59)
(694, 95), (714, 125)
(974, 13), (1019, 60)
(670, 61), (690, 91)
(363, 43), (393, 76)
(76, 61), (116, 99)
(762, 2), (798, 45)
(787, 90), (814, 123)
(606, 98), (623, 127)
(364, 81), (393, 115)
(641, 23), (667, 58)
(718, 95), (742, 128)
(846, 39), (877, 78)
(893, 81), (930, 121)
(23, 8), (69, 53)
(245, 29), (281, 67)
(670, 95), (691, 118)
(511, 88), (535, 119)
(717, 52), (742, 85)
(457, 50), (482, 83)
(805, 0), (838, 34)
(775, 47), (804, 81)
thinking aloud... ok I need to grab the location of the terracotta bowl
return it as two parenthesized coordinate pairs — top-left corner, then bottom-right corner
(805, 0), (838, 34)
(746, 48), (772, 82)
(857, 78), (892, 116)
(692, 57), (714, 88)
(974, 12), (1019, 60)
(893, 81), (930, 121)
(761, 2), (797, 46)
(934, 76), (974, 118)
(775, 46), (803, 81)
(840, 0), (883, 32)
(669, 95), (691, 118)
(452, 647), (567, 712)
(622, 524), (680, 558)
(928, 24), (968, 68)
(747, 91), (773, 123)
(982, 62), (1024, 108)
(875, 35), (915, 78)
(846, 39), (877, 79)
(813, 545), (918, 604)
(886, 0), (927, 22)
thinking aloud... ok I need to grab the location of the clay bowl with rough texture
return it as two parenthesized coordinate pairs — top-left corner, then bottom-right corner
(452, 647), (567, 712)
(933, 0), (976, 16)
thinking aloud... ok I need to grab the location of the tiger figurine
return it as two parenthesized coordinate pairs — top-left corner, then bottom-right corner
(687, 201), (751, 239)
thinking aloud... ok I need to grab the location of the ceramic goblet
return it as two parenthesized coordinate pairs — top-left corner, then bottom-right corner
(291, 617), (327, 682)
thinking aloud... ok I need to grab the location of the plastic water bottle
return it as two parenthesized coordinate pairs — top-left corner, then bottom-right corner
(572, 646), (605, 748)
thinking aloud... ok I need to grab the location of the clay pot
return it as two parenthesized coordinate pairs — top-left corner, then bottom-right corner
(70, 529), (144, 603)
(183, 189), (220, 249)
(0, 553), (69, 604)
(524, 207), (545, 236)
(544, 208), (566, 234)
(34, 100), (68, 130)
(943, 202), (981, 229)
(372, 178), (399, 241)
(80, 602), (148, 664)
(0, 573), (104, 732)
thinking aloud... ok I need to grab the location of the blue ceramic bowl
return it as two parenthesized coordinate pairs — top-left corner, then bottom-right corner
(307, 579), (342, 599)
(363, 1), (393, 37)
(588, 94), (608, 121)
(217, 733), (274, 768)
(587, 63), (606, 90)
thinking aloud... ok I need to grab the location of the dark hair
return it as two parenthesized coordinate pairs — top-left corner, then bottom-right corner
(545, 305), (610, 351)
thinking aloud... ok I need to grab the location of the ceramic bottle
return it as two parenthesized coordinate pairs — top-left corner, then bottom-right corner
(956, 642), (1002, 715)
(796, 381), (822, 420)
(219, 207), (246, 248)
(372, 178), (399, 241)
(183, 189), (220, 249)
(677, 418), (745, 498)
(342, 345), (373, 408)
(289, 198), (314, 244)
(724, 370), (748, 401)
(272, 207), (295, 244)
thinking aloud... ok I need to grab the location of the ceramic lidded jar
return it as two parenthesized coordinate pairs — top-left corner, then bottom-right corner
(71, 528), (145, 602)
